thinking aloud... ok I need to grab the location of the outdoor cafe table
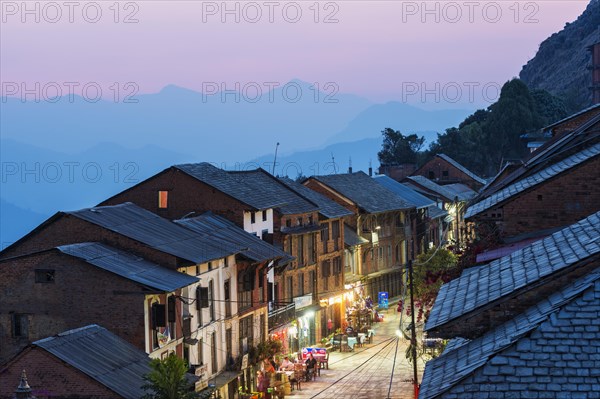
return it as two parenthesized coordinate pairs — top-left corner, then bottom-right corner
(275, 371), (294, 394)
(347, 336), (357, 351)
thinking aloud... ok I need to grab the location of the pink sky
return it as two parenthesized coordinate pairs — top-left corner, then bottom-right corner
(0, 1), (591, 107)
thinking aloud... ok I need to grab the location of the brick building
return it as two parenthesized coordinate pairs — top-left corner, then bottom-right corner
(419, 212), (600, 398)
(304, 171), (414, 301)
(466, 113), (600, 242)
(411, 154), (487, 191)
(373, 175), (448, 253)
(0, 325), (171, 399)
(99, 163), (346, 347)
(403, 175), (476, 250)
(0, 202), (278, 396)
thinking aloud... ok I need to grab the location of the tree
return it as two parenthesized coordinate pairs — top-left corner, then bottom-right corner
(405, 248), (458, 324)
(377, 128), (425, 165)
(142, 354), (198, 399)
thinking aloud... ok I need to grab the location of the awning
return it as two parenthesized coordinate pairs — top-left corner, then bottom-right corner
(212, 371), (240, 389)
(344, 224), (369, 247)
(295, 303), (322, 318)
(365, 266), (403, 279)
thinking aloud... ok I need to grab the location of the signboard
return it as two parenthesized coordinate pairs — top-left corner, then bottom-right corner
(294, 294), (313, 310)
(300, 347), (327, 360)
(241, 354), (249, 370)
(378, 292), (388, 309)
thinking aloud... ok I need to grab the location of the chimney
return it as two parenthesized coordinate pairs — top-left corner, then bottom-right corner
(590, 42), (600, 104)
(348, 157), (352, 173)
(368, 161), (373, 177)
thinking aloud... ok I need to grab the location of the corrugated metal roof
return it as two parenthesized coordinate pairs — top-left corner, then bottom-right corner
(420, 268), (600, 399)
(174, 212), (293, 265)
(176, 163), (317, 214)
(57, 242), (199, 291)
(344, 224), (369, 247)
(33, 325), (154, 399)
(465, 143), (600, 218)
(311, 172), (413, 213)
(436, 154), (487, 185)
(279, 177), (353, 219)
(68, 203), (241, 264)
(426, 211), (600, 332)
(404, 176), (461, 203)
(372, 175), (435, 209)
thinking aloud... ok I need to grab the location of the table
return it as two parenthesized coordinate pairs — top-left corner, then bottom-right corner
(275, 371), (293, 395)
(347, 336), (357, 351)
(357, 333), (366, 346)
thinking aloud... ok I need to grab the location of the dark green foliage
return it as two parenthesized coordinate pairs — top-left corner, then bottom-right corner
(377, 128), (426, 165)
(142, 354), (198, 399)
(530, 89), (570, 125)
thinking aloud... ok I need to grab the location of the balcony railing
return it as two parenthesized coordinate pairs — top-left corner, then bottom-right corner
(268, 302), (296, 331)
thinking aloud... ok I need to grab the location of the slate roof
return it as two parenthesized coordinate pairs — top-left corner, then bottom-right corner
(435, 154), (487, 185)
(344, 224), (369, 247)
(477, 112), (600, 201)
(427, 205), (448, 220)
(33, 325), (154, 399)
(175, 212), (293, 264)
(229, 170), (318, 215)
(68, 202), (242, 264)
(404, 176), (463, 202)
(310, 172), (413, 213)
(426, 211), (600, 332)
(465, 142), (600, 219)
(372, 175), (435, 209)
(57, 242), (199, 291)
(441, 183), (477, 201)
(278, 177), (353, 219)
(176, 163), (317, 214)
(419, 268), (600, 399)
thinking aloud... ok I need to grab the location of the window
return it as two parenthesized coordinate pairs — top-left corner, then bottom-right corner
(333, 257), (342, 275)
(251, 212), (256, 224)
(332, 220), (340, 251)
(307, 233), (316, 264)
(35, 269), (55, 283)
(260, 313), (266, 343)
(285, 237), (292, 254)
(286, 276), (293, 301)
(238, 271), (254, 311)
(12, 314), (28, 338)
(308, 215), (313, 225)
(261, 229), (268, 240)
(322, 260), (331, 278)
(198, 337), (204, 365)
(208, 280), (215, 322)
(262, 210), (268, 221)
(224, 280), (231, 318)
(321, 223), (329, 243)
(226, 328), (233, 360)
(208, 262), (213, 271)
(308, 270), (315, 295)
(258, 269), (264, 303)
(428, 171), (435, 179)
(168, 296), (176, 338)
(297, 217), (302, 226)
(224, 257), (229, 268)
(298, 273), (304, 296)
(211, 332), (218, 374)
(158, 191), (168, 209)
(240, 315), (254, 353)
(152, 303), (166, 329)
(442, 170), (449, 178)
(297, 235), (304, 266)
(286, 219), (292, 228)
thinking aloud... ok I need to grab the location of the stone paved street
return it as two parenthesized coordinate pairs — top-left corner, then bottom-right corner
(283, 309), (426, 399)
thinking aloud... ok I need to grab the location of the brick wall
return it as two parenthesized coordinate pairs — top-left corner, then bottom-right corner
(0, 215), (181, 269)
(413, 156), (484, 191)
(475, 156), (600, 238)
(0, 252), (147, 363)
(0, 348), (121, 399)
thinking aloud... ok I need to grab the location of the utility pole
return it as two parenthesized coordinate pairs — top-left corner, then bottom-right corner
(408, 259), (419, 398)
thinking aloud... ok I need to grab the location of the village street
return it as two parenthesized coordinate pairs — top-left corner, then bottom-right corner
(284, 307), (427, 399)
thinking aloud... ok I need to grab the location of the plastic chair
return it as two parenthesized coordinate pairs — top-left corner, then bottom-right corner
(319, 352), (329, 370)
